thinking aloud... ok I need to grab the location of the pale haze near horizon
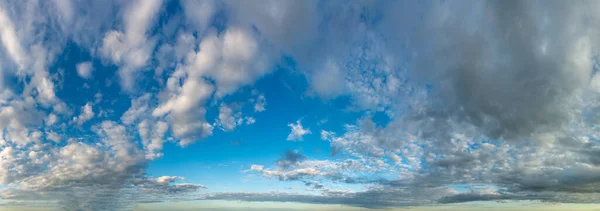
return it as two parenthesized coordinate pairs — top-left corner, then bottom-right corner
(2, 201), (599, 211)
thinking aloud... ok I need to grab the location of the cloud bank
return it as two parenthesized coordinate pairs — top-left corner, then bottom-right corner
(1, 0), (600, 210)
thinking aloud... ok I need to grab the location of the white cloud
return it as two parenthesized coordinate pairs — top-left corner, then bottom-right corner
(45, 131), (61, 143)
(0, 97), (45, 147)
(121, 94), (151, 125)
(0, 7), (27, 70)
(245, 116), (256, 125)
(217, 104), (240, 131)
(45, 113), (58, 126)
(152, 26), (272, 145)
(287, 120), (311, 141)
(51, 0), (74, 24)
(254, 94), (266, 112)
(310, 59), (345, 98)
(75, 61), (93, 79)
(4, 0), (600, 209)
(0, 146), (18, 184)
(155, 176), (184, 185)
(180, 0), (215, 33)
(99, 0), (163, 91)
(138, 120), (168, 160)
(182, 27), (273, 98)
(216, 103), (258, 131)
(94, 92), (102, 103)
(152, 70), (214, 146)
(0, 119), (150, 209)
(0, 1), (219, 209)
(72, 102), (94, 126)
(0, 12), (58, 107)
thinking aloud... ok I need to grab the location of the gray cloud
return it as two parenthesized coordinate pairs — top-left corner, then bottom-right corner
(201, 187), (455, 209)
(438, 192), (517, 204)
(276, 149), (306, 169)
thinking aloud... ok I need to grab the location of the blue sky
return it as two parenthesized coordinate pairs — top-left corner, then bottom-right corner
(2, 0), (600, 210)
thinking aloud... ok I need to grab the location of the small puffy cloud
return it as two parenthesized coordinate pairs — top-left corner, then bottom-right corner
(216, 103), (258, 131)
(254, 94), (266, 112)
(71, 102), (94, 126)
(155, 176), (184, 185)
(287, 120), (311, 141)
(94, 92), (102, 103)
(76, 61), (93, 79)
(245, 116), (256, 125)
(45, 113), (58, 126)
(45, 131), (61, 143)
(216, 104), (240, 131)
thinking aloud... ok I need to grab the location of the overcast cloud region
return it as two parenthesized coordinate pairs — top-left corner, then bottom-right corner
(2, 0), (600, 210)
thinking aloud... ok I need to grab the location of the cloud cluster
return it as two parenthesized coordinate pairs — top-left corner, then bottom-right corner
(217, 0), (600, 208)
(3, 0), (600, 210)
(99, 0), (163, 91)
(216, 103), (255, 132)
(75, 61), (93, 79)
(287, 120), (311, 141)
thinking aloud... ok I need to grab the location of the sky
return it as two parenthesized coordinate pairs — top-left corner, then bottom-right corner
(2, 0), (600, 210)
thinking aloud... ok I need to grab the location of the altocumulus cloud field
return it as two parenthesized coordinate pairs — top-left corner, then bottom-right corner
(1, 0), (600, 210)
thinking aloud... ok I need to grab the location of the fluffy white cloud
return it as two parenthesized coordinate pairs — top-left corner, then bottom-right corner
(45, 131), (61, 143)
(152, 70), (214, 146)
(185, 27), (272, 97)
(45, 113), (58, 126)
(287, 120), (311, 141)
(245, 116), (256, 125)
(216, 104), (240, 131)
(76, 61), (93, 79)
(309, 59), (346, 99)
(215, 103), (257, 131)
(254, 94), (266, 112)
(72, 102), (94, 126)
(152, 26), (272, 145)
(121, 94), (152, 125)
(138, 120), (168, 160)
(100, 0), (163, 91)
